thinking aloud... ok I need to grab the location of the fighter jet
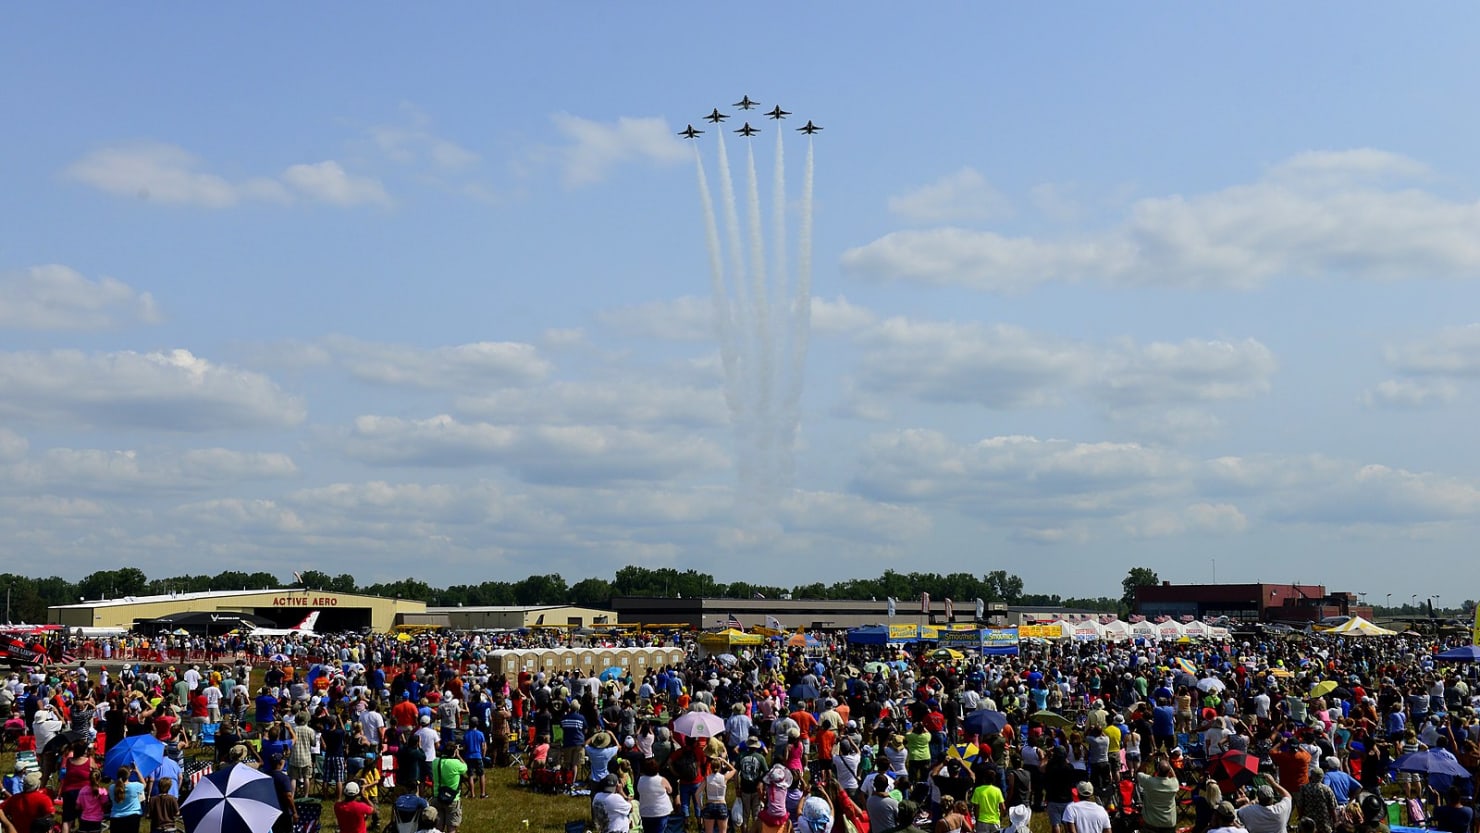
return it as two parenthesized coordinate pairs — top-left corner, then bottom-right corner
(678, 125), (704, 139)
(734, 123), (760, 137)
(796, 120), (823, 134)
(734, 95), (759, 110)
(703, 108), (728, 124)
(764, 105), (790, 120)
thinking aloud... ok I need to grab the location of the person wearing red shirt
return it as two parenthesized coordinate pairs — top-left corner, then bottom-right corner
(391, 695), (419, 731)
(333, 782), (376, 833)
(2, 773), (56, 833)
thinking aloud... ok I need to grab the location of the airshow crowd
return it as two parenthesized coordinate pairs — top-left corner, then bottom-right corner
(2, 626), (1480, 833)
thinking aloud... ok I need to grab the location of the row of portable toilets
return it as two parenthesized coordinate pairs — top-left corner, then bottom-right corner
(488, 646), (687, 676)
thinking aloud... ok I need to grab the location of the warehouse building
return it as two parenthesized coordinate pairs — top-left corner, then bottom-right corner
(49, 588), (427, 633)
(1135, 582), (1371, 624)
(425, 604), (616, 630)
(609, 596), (1009, 631)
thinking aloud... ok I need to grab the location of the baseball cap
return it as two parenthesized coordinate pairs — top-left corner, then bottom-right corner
(1077, 781), (1094, 797)
(343, 782), (361, 797)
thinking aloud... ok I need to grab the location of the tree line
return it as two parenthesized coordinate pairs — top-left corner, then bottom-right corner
(1, 566), (1130, 624)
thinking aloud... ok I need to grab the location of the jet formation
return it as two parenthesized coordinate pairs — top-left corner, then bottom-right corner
(679, 96), (822, 139)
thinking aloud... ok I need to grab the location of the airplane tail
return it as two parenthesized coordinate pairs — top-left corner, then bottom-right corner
(293, 611), (320, 632)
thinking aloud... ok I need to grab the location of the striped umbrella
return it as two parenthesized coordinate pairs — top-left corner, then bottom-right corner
(1172, 657), (1198, 674)
(180, 764), (282, 833)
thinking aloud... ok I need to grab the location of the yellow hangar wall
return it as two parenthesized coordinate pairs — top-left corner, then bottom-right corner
(49, 590), (427, 633)
(426, 605), (616, 630)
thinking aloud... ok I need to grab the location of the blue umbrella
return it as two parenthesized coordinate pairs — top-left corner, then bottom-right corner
(599, 666), (624, 682)
(1394, 749), (1471, 779)
(1437, 645), (1480, 662)
(964, 708), (1008, 737)
(181, 763), (282, 833)
(788, 683), (819, 701)
(103, 734), (166, 779)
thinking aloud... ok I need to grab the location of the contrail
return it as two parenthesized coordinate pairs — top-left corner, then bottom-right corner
(714, 129), (761, 518)
(781, 136), (815, 479)
(692, 143), (739, 417)
(744, 140), (774, 506)
(770, 127), (789, 491)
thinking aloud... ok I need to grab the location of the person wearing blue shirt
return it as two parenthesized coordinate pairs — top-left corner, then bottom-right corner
(254, 688), (277, 725)
(463, 721), (487, 799)
(1152, 698), (1177, 749)
(1320, 757), (1360, 804)
(110, 767), (146, 833)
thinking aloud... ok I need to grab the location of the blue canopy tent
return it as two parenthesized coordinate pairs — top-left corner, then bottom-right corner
(846, 625), (890, 645)
(1436, 645), (1480, 662)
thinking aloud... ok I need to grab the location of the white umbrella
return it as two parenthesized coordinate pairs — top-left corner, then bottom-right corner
(672, 710), (726, 738)
(1197, 677), (1226, 693)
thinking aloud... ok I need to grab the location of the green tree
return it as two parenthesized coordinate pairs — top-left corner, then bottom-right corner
(298, 570), (335, 590)
(1122, 567), (1160, 612)
(568, 578), (612, 607)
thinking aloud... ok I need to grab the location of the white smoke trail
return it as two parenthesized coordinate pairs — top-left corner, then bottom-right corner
(744, 140), (774, 511)
(692, 144), (740, 417)
(770, 128), (789, 492)
(714, 129), (761, 520)
(782, 137), (814, 471)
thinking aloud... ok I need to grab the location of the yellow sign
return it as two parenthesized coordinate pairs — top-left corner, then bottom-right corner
(888, 624), (919, 640)
(1019, 625), (1063, 639)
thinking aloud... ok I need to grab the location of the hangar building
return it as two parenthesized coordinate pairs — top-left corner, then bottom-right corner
(426, 604), (616, 630)
(49, 588), (427, 633)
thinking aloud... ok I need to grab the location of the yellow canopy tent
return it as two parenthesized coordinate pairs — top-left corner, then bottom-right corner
(1325, 616), (1397, 637)
(697, 628), (765, 649)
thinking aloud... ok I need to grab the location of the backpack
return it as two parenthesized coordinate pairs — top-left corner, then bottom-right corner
(739, 752), (766, 788)
(672, 751), (699, 782)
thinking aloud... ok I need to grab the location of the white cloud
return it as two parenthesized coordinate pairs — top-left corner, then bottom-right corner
(65, 143), (284, 206)
(843, 149), (1480, 291)
(846, 317), (1276, 417)
(1364, 324), (1480, 408)
(854, 429), (1480, 535)
(66, 142), (388, 208)
(1123, 502), (1247, 538)
(0, 348), (305, 431)
(854, 319), (1088, 408)
(456, 380), (726, 428)
(322, 335), (551, 389)
(369, 106), (480, 171)
(888, 167), (1012, 224)
(810, 296), (877, 335)
(1, 447), (297, 495)
(0, 265), (162, 330)
(550, 114), (688, 187)
(0, 428), (28, 463)
(598, 296), (713, 342)
(342, 414), (727, 483)
(1362, 378), (1458, 409)
(1095, 338), (1277, 407)
(281, 161), (391, 206)
(1385, 325), (1480, 377)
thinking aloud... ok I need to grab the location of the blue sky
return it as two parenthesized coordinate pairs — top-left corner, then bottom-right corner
(4, 5), (1480, 602)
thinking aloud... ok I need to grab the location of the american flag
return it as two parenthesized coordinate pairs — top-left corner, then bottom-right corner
(186, 762), (213, 788)
(726, 613), (742, 629)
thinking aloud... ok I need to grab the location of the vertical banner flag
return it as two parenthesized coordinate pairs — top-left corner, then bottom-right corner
(975, 598), (985, 620)
(944, 598), (954, 620)
(1473, 603), (1480, 646)
(887, 596), (897, 618)
(921, 591), (930, 615)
